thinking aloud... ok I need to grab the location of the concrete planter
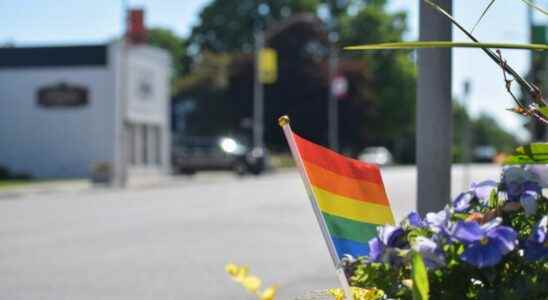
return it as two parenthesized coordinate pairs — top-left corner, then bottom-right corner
(91, 162), (112, 184)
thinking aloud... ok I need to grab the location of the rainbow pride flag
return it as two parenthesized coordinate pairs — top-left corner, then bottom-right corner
(280, 117), (395, 260)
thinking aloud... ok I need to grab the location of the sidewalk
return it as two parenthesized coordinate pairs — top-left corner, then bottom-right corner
(0, 172), (236, 199)
(0, 179), (92, 199)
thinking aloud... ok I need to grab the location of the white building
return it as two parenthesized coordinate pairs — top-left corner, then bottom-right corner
(0, 41), (172, 183)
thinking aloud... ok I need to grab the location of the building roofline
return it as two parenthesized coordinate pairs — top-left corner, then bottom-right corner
(0, 44), (108, 68)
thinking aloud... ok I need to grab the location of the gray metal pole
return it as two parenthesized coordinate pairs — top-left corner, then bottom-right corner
(115, 0), (129, 188)
(253, 31), (265, 149)
(417, 0), (453, 215)
(328, 41), (339, 152)
(462, 80), (471, 191)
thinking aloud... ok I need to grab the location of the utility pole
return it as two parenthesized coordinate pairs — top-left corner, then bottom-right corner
(328, 32), (339, 152)
(417, 0), (453, 215)
(115, 0), (129, 188)
(253, 30), (265, 149)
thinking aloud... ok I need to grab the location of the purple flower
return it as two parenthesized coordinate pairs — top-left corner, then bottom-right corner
(368, 225), (406, 264)
(520, 190), (539, 216)
(405, 211), (425, 228)
(404, 210), (453, 244)
(507, 181), (541, 202)
(502, 167), (542, 202)
(527, 165), (548, 188)
(452, 180), (497, 212)
(452, 220), (518, 268)
(379, 225), (405, 247)
(470, 180), (498, 204)
(368, 237), (384, 262)
(452, 192), (474, 212)
(412, 236), (445, 269)
(524, 216), (548, 261)
(425, 208), (451, 232)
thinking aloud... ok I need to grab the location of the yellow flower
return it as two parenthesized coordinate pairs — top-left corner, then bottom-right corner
(328, 288), (345, 300)
(328, 287), (385, 300)
(225, 263), (239, 277)
(242, 275), (262, 293)
(225, 263), (249, 283)
(234, 266), (249, 283)
(260, 285), (277, 300)
(225, 262), (277, 300)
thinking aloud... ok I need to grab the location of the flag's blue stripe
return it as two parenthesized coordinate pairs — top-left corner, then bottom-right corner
(331, 236), (370, 258)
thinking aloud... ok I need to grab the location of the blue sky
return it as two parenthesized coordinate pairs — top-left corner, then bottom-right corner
(1, 0), (547, 139)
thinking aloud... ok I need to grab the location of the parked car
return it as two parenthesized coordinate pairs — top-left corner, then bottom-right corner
(357, 147), (394, 166)
(172, 136), (267, 175)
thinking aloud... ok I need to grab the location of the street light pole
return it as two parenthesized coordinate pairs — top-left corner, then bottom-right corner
(417, 0), (453, 215)
(253, 30), (265, 149)
(328, 33), (339, 152)
(115, 0), (129, 188)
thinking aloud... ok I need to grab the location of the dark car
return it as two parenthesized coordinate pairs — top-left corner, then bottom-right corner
(172, 136), (267, 175)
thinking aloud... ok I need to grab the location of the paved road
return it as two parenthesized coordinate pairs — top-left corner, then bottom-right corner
(0, 165), (501, 300)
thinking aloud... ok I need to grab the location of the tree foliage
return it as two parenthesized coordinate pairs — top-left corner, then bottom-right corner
(453, 101), (518, 161)
(163, 0), (522, 163)
(175, 0), (418, 163)
(148, 27), (189, 82)
(188, 0), (320, 53)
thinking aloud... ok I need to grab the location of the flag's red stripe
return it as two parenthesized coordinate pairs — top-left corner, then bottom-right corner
(294, 133), (383, 185)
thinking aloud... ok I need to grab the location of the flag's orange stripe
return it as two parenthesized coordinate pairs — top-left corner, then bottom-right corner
(313, 186), (395, 225)
(304, 161), (390, 206)
(294, 133), (383, 185)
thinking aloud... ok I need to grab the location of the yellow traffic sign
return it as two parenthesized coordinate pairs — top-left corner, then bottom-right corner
(259, 48), (277, 84)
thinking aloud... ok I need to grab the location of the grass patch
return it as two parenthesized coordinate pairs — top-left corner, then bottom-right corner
(270, 153), (296, 168)
(0, 180), (31, 190)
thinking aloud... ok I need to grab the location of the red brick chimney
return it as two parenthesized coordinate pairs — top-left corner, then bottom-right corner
(126, 9), (147, 44)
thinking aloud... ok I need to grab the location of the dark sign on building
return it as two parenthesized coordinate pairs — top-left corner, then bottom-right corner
(37, 82), (89, 107)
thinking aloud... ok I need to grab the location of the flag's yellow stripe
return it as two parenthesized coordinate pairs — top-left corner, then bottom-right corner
(312, 186), (395, 225)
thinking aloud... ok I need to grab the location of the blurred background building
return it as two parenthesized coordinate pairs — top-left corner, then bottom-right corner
(0, 9), (171, 182)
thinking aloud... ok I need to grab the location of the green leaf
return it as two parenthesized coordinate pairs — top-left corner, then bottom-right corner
(503, 143), (548, 165)
(488, 188), (499, 209)
(411, 252), (429, 300)
(513, 143), (548, 156)
(344, 41), (548, 51)
(538, 107), (548, 118)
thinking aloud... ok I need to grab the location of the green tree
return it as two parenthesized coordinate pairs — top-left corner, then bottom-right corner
(173, 52), (235, 136)
(188, 0), (320, 53)
(336, 0), (416, 161)
(178, 0), (417, 163)
(148, 27), (189, 79)
(453, 101), (518, 162)
(472, 113), (518, 152)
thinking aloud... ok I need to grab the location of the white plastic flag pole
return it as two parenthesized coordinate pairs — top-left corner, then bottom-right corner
(278, 115), (353, 299)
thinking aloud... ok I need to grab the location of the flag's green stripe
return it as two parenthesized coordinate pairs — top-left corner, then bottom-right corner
(322, 212), (378, 244)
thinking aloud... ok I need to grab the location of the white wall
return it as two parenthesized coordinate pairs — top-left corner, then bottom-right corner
(120, 44), (172, 174)
(0, 67), (116, 178)
(125, 45), (171, 125)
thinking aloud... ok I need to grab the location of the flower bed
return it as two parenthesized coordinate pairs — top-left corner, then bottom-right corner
(345, 166), (547, 299)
